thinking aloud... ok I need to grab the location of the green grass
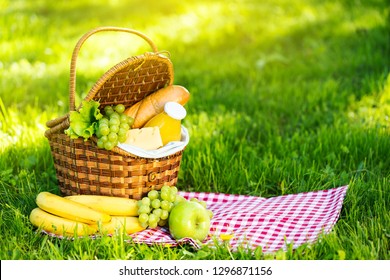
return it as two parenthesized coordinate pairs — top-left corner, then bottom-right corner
(1, 0), (389, 260)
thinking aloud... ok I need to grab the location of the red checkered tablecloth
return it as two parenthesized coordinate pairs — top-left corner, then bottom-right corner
(131, 186), (348, 252)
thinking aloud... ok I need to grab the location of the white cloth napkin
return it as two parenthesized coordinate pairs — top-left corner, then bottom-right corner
(117, 126), (190, 159)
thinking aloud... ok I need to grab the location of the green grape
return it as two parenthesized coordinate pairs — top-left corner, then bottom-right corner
(104, 141), (115, 151)
(168, 193), (177, 203)
(160, 200), (170, 210)
(109, 117), (120, 126)
(137, 200), (143, 208)
(110, 125), (119, 133)
(111, 111), (120, 118)
(104, 106), (114, 116)
(161, 185), (171, 193)
(153, 208), (162, 218)
(99, 125), (110, 136)
(112, 139), (118, 147)
(138, 205), (151, 215)
(108, 132), (118, 142)
(148, 190), (159, 200)
(160, 209), (169, 220)
(174, 195), (186, 204)
(141, 187), (184, 228)
(95, 104), (131, 151)
(99, 117), (109, 125)
(141, 197), (151, 205)
(115, 104), (125, 114)
(148, 213), (158, 224)
(120, 122), (130, 131)
(100, 135), (108, 143)
(151, 199), (161, 209)
(118, 128), (127, 137)
(160, 201), (173, 212)
(118, 135), (127, 143)
(119, 114), (128, 124)
(158, 219), (167, 227)
(149, 221), (158, 229)
(160, 190), (169, 201)
(138, 213), (149, 224)
(128, 117), (134, 127)
(97, 138), (105, 148)
(170, 186), (178, 195)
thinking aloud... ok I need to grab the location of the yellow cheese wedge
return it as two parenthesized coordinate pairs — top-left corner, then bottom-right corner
(124, 127), (163, 150)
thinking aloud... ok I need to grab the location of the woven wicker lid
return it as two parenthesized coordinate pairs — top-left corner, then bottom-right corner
(83, 52), (173, 109)
(45, 27), (174, 138)
(71, 27), (174, 110)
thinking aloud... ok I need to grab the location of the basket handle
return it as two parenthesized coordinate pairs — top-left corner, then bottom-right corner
(69, 26), (158, 111)
(44, 27), (158, 138)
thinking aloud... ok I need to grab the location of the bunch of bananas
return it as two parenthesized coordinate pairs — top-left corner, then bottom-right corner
(29, 192), (145, 237)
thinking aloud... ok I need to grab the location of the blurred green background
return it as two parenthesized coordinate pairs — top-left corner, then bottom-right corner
(2, 0), (388, 114)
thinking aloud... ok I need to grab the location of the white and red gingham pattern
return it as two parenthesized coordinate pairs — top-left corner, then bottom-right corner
(131, 186), (348, 252)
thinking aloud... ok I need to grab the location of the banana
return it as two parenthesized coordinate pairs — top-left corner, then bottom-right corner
(65, 195), (138, 216)
(29, 208), (97, 237)
(36, 192), (111, 224)
(99, 216), (146, 235)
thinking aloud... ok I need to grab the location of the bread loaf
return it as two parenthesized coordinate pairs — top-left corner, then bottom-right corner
(125, 85), (190, 128)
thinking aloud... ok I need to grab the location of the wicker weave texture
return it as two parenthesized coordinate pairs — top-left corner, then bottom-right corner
(49, 134), (183, 199)
(45, 27), (185, 199)
(86, 53), (173, 108)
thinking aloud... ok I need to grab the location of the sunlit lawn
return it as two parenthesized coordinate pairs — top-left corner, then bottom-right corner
(0, 0), (389, 260)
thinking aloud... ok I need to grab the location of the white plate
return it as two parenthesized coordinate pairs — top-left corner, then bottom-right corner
(117, 126), (190, 159)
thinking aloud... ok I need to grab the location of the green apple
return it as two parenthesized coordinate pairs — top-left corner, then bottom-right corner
(168, 200), (211, 242)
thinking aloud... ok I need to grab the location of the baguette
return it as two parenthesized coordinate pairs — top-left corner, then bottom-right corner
(125, 85), (190, 128)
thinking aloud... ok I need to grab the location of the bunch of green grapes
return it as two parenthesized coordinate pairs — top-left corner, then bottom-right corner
(96, 104), (134, 150)
(137, 185), (185, 228)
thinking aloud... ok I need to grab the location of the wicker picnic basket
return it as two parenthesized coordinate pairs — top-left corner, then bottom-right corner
(44, 27), (185, 200)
